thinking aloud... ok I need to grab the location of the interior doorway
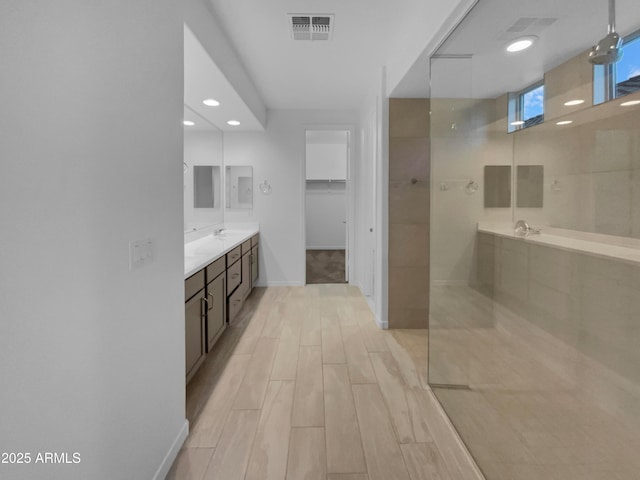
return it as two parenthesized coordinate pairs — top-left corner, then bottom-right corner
(304, 130), (349, 284)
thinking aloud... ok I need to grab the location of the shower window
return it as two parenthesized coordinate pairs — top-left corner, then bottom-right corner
(594, 27), (640, 104)
(507, 81), (544, 132)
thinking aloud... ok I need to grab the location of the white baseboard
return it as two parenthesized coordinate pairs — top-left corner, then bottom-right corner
(352, 282), (386, 330)
(153, 419), (189, 480)
(305, 246), (346, 250)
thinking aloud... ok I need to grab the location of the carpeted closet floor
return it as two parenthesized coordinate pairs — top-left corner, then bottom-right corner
(306, 249), (346, 284)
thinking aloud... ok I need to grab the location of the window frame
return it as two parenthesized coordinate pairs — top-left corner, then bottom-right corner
(594, 28), (640, 105)
(508, 80), (545, 133)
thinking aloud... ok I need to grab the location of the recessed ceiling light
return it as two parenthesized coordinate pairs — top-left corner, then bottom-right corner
(183, 120), (195, 126)
(227, 120), (241, 126)
(203, 98), (220, 107)
(506, 36), (537, 53)
(620, 100), (640, 106)
(510, 120), (525, 126)
(556, 120), (573, 125)
(564, 99), (585, 106)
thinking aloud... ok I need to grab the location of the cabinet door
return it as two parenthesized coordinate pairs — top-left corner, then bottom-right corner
(251, 245), (259, 288)
(185, 289), (205, 377)
(206, 274), (226, 351)
(241, 252), (251, 298)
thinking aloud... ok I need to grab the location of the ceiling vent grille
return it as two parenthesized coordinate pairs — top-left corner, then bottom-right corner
(497, 17), (558, 40)
(288, 14), (334, 41)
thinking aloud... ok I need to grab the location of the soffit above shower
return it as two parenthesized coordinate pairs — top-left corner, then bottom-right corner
(431, 0), (640, 99)
(288, 14), (335, 41)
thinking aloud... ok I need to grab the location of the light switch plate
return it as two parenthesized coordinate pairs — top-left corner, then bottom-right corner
(129, 238), (154, 270)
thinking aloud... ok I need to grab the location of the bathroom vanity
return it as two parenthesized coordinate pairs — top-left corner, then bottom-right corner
(183, 226), (259, 382)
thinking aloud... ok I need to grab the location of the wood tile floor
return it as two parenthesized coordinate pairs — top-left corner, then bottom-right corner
(167, 285), (482, 480)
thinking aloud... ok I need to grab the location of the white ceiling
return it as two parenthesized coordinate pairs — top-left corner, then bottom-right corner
(184, 25), (264, 132)
(205, 0), (457, 110)
(432, 0), (640, 98)
(187, 0), (640, 115)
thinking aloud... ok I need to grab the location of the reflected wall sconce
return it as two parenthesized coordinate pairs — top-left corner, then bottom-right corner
(259, 180), (272, 195)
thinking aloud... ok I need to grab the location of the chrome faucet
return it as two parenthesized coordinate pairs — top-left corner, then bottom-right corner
(213, 227), (225, 236)
(514, 220), (541, 237)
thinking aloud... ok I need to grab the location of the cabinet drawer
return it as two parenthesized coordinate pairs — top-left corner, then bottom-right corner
(251, 234), (259, 247)
(226, 246), (242, 266)
(241, 239), (252, 255)
(206, 256), (225, 284)
(228, 287), (244, 324)
(185, 270), (205, 302)
(227, 258), (242, 294)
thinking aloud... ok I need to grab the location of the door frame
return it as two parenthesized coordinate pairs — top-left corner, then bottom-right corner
(302, 125), (355, 285)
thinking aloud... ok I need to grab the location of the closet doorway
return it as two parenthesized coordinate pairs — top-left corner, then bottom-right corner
(305, 130), (349, 284)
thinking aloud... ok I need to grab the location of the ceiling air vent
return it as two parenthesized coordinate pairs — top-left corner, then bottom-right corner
(497, 17), (558, 40)
(288, 14), (334, 41)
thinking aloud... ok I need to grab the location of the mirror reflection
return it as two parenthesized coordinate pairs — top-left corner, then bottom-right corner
(484, 165), (511, 208)
(516, 165), (543, 208)
(193, 165), (220, 208)
(226, 166), (253, 209)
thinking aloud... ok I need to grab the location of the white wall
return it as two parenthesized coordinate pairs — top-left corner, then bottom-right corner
(0, 3), (185, 480)
(306, 143), (348, 180)
(184, 131), (224, 231)
(223, 110), (358, 286)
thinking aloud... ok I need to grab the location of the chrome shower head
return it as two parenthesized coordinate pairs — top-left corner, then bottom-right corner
(588, 31), (623, 65)
(588, 0), (624, 65)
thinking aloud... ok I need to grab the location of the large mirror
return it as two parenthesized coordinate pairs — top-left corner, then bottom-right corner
(516, 165), (543, 208)
(183, 113), (224, 231)
(484, 165), (511, 208)
(193, 165), (221, 208)
(226, 165), (253, 209)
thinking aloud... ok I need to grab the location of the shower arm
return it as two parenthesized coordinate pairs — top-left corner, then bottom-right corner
(608, 0), (616, 34)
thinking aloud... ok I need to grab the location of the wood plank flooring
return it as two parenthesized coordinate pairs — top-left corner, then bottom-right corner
(168, 285), (483, 480)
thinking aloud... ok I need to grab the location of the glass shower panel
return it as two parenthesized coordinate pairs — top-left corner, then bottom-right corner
(428, 1), (640, 479)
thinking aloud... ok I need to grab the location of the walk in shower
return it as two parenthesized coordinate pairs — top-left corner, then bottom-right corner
(428, 1), (640, 478)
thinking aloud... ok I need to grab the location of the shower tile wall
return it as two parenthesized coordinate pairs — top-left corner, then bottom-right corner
(476, 231), (640, 430)
(388, 99), (430, 328)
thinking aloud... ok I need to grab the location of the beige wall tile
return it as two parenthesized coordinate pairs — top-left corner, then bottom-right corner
(389, 137), (430, 182)
(389, 224), (429, 268)
(389, 267), (429, 310)
(389, 183), (430, 224)
(390, 99), (430, 138)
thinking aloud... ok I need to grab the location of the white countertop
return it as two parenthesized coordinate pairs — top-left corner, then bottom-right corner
(184, 224), (259, 279)
(478, 222), (640, 267)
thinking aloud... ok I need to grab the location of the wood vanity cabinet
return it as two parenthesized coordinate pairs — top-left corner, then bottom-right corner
(184, 270), (206, 381)
(250, 234), (259, 288)
(184, 232), (260, 381)
(205, 257), (226, 352)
